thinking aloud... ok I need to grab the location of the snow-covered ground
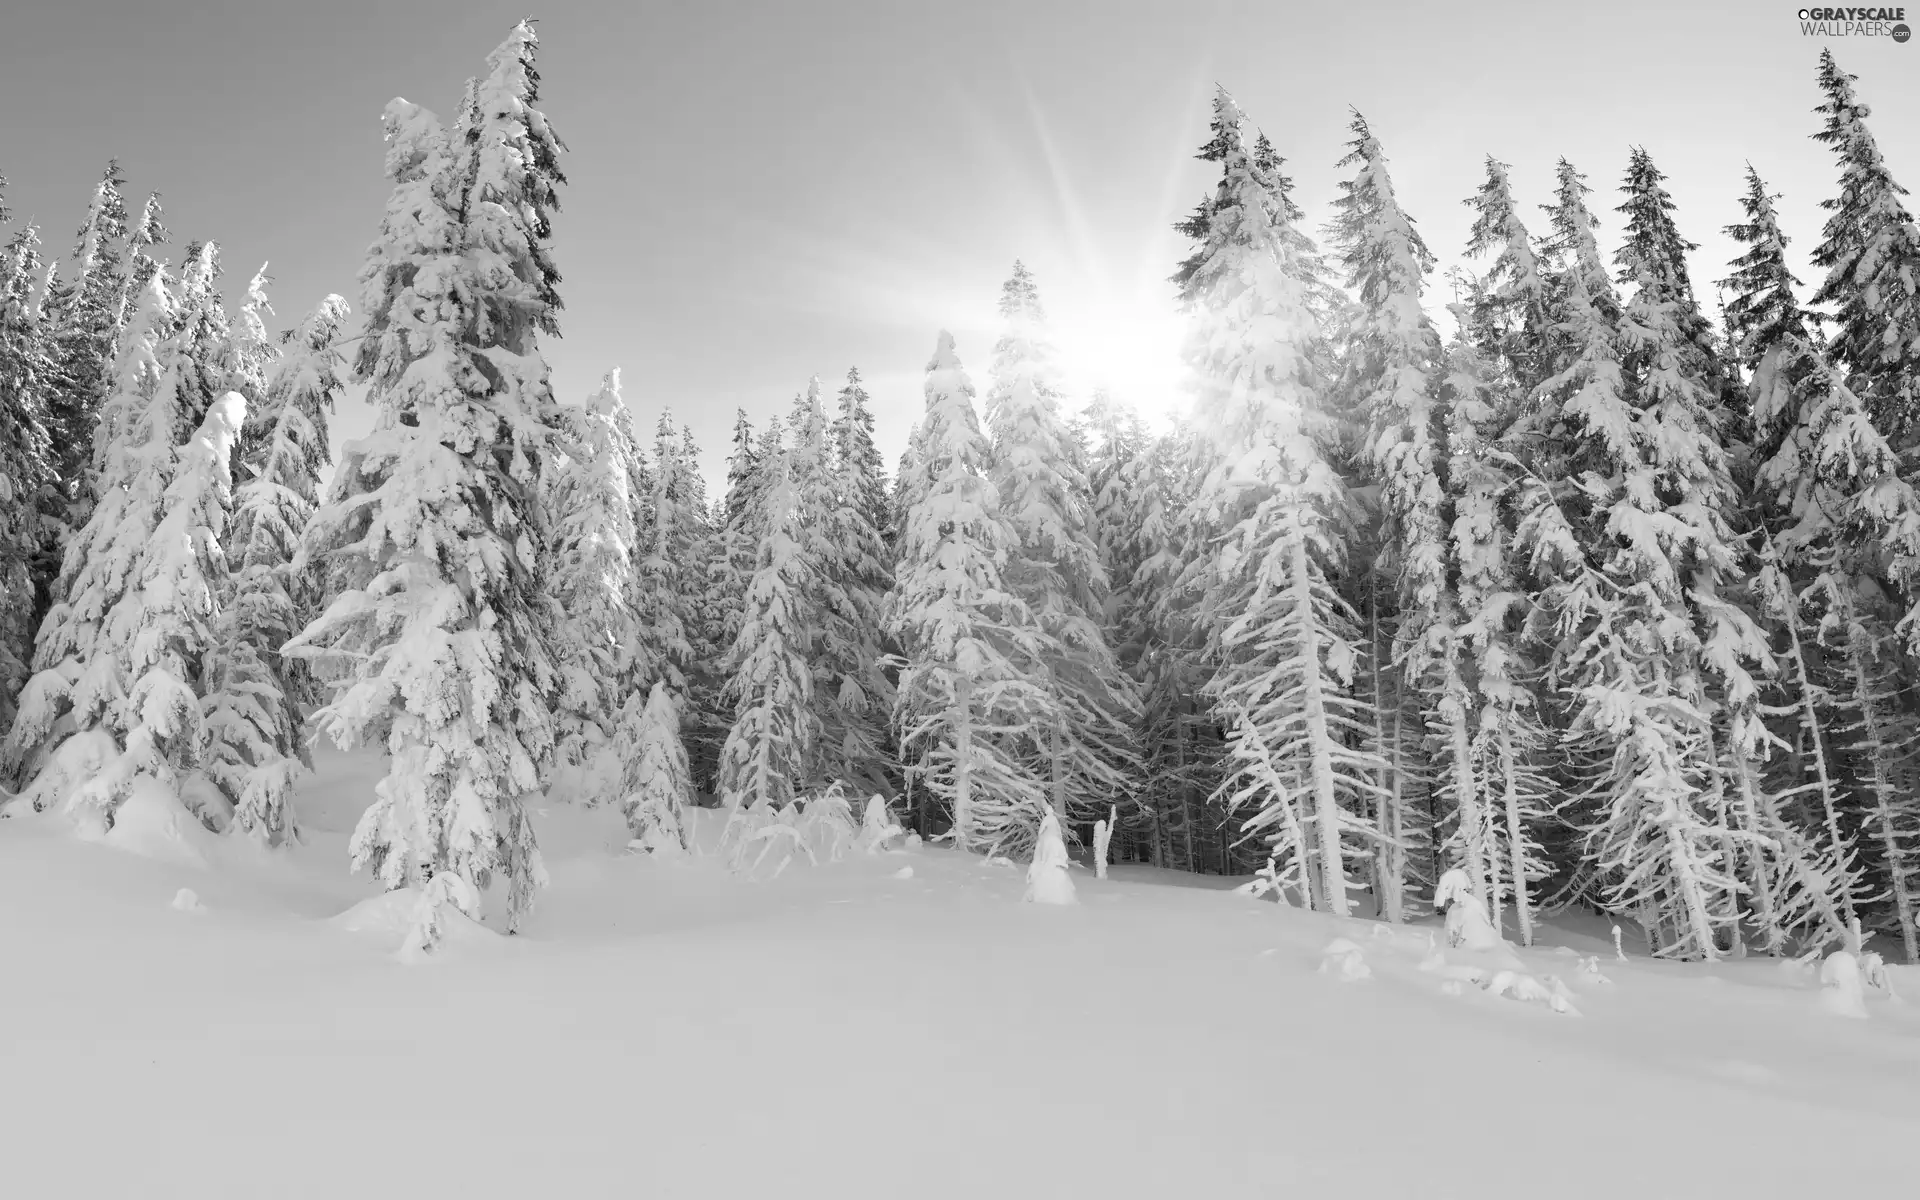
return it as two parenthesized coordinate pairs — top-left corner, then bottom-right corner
(3, 747), (1917, 1199)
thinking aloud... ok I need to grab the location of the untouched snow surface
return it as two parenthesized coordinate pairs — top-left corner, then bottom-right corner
(3, 745), (1918, 1198)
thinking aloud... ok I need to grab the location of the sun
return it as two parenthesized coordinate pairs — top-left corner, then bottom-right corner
(1049, 294), (1191, 427)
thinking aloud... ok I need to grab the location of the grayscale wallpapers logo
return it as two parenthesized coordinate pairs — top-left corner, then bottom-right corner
(1798, 7), (1911, 37)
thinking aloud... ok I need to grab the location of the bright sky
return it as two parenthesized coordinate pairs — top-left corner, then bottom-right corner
(2, 0), (1914, 486)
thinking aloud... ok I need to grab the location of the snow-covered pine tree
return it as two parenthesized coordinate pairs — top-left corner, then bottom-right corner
(1328, 110), (1467, 926)
(790, 375), (894, 794)
(84, 193), (169, 484)
(1728, 166), (1920, 958)
(227, 264), (280, 455)
(1521, 158), (1757, 959)
(623, 679), (693, 855)
(1176, 88), (1382, 915)
(1440, 308), (1555, 944)
(38, 163), (131, 532)
(543, 369), (643, 780)
(714, 444), (818, 819)
(167, 241), (237, 447)
(887, 331), (1053, 854)
(1808, 50), (1920, 442)
(8, 268), (245, 826)
(833, 367), (892, 547)
(1614, 149), (1732, 392)
(1462, 157), (1552, 393)
(632, 404), (699, 700)
(985, 262), (1138, 833)
(286, 24), (571, 946)
(4, 272), (175, 790)
(0, 198), (55, 729)
(202, 295), (349, 844)
(105, 390), (247, 815)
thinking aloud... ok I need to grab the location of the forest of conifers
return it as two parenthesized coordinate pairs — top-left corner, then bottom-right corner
(1, 27), (1916, 962)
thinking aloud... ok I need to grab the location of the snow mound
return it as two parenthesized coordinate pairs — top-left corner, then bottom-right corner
(103, 776), (222, 869)
(1318, 938), (1372, 982)
(891, 866), (914, 880)
(331, 888), (501, 962)
(171, 888), (206, 914)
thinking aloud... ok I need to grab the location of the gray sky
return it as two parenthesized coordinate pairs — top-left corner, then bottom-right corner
(2, 0), (1914, 484)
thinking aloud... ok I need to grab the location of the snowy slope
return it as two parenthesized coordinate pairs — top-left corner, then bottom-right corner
(2, 746), (1916, 1199)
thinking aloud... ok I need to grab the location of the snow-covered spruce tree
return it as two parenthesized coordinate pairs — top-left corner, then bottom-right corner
(624, 680), (693, 855)
(632, 405), (700, 699)
(0, 200), (55, 729)
(1727, 167), (1918, 958)
(1808, 50), (1920, 442)
(8, 287), (245, 823)
(100, 390), (247, 815)
(766, 377), (890, 795)
(985, 262), (1137, 834)
(1614, 149), (1733, 398)
(833, 368), (893, 552)
(714, 446), (818, 822)
(1440, 311), (1555, 944)
(285, 24), (571, 946)
(542, 369), (644, 781)
(1462, 156), (1552, 394)
(1519, 159), (1758, 959)
(887, 331), (1053, 854)
(1328, 110), (1471, 926)
(167, 241), (238, 448)
(819, 367), (897, 792)
(37, 163), (132, 533)
(202, 295), (349, 844)
(695, 408), (776, 786)
(1176, 88), (1382, 915)
(4, 272), (175, 789)
(82, 193), (169, 494)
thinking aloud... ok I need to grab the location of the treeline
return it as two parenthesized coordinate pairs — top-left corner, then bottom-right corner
(1, 28), (1916, 962)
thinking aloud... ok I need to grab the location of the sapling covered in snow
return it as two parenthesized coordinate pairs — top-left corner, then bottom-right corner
(856, 793), (904, 854)
(1093, 805), (1115, 880)
(623, 681), (693, 858)
(1436, 868), (1501, 952)
(1024, 807), (1077, 905)
(1817, 948), (1871, 1019)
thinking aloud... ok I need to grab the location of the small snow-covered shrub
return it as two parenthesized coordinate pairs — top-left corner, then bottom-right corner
(800, 782), (857, 863)
(1318, 938), (1371, 982)
(1436, 868), (1500, 950)
(1023, 809), (1077, 905)
(855, 794), (904, 854)
(1818, 949), (1870, 1019)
